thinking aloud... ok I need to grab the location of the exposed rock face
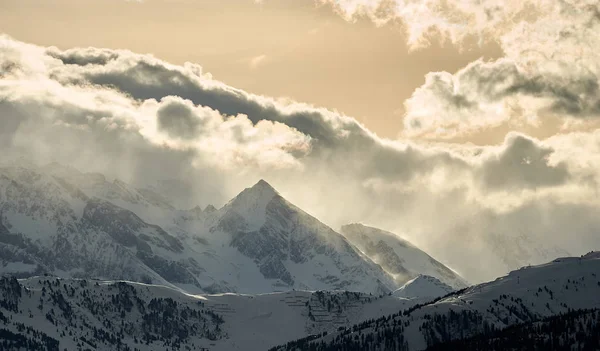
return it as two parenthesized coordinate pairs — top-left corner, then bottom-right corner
(215, 181), (395, 293)
(0, 165), (196, 290)
(0, 164), (397, 294)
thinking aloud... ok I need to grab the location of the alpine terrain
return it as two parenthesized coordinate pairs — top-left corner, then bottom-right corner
(0, 162), (468, 296)
(341, 224), (467, 289)
(274, 252), (600, 350)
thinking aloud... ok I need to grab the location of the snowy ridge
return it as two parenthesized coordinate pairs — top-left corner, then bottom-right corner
(0, 276), (224, 351)
(274, 252), (600, 351)
(221, 179), (278, 231)
(341, 223), (468, 289)
(0, 163), (406, 295)
(0, 276), (417, 351)
(393, 275), (454, 299)
(208, 182), (397, 294)
(3, 253), (600, 351)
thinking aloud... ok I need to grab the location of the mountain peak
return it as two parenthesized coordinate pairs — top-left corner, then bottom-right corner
(239, 179), (279, 204)
(250, 179), (277, 193)
(222, 179), (280, 230)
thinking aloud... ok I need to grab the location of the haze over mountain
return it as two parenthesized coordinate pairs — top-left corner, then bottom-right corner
(0, 162), (466, 296)
(341, 224), (467, 289)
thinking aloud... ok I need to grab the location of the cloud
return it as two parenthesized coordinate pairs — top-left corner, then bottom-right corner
(156, 98), (204, 139)
(314, 0), (600, 138)
(316, 0), (547, 48)
(248, 54), (268, 69)
(2, 34), (600, 283)
(43, 39), (474, 184)
(476, 133), (570, 191)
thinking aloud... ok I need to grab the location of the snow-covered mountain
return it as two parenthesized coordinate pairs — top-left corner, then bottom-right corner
(0, 276), (225, 351)
(393, 275), (454, 300)
(203, 180), (395, 293)
(0, 276), (415, 351)
(0, 164), (203, 292)
(274, 251), (600, 351)
(341, 223), (468, 289)
(0, 163), (399, 295)
(3, 253), (600, 351)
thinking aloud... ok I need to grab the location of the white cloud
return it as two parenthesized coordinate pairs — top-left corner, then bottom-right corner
(248, 54), (269, 69)
(2, 34), (600, 282)
(315, 0), (600, 138)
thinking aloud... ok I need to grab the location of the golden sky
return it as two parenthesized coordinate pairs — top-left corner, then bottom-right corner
(0, 0), (502, 139)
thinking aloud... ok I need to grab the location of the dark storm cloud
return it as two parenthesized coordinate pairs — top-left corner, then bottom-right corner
(48, 46), (121, 66)
(81, 60), (344, 147)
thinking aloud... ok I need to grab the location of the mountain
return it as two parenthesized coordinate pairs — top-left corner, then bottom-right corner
(274, 251), (600, 351)
(341, 224), (468, 289)
(205, 180), (396, 293)
(393, 275), (454, 300)
(0, 276), (415, 351)
(0, 276), (225, 351)
(0, 163), (396, 295)
(3, 254), (600, 351)
(0, 165), (179, 287)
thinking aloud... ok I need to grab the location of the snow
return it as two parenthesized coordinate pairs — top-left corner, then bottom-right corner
(221, 179), (279, 230)
(1, 277), (416, 351)
(291, 252), (600, 351)
(1, 261), (37, 273)
(393, 274), (454, 299)
(180, 289), (412, 351)
(1, 161), (599, 351)
(0, 163), (462, 297)
(341, 223), (468, 289)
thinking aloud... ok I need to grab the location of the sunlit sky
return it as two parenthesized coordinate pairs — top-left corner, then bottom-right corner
(1, 0), (506, 140)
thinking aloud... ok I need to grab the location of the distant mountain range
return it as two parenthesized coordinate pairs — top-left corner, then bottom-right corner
(0, 162), (465, 295)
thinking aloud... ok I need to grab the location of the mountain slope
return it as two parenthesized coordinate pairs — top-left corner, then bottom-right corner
(202, 180), (396, 294)
(0, 276), (416, 351)
(0, 165), (202, 291)
(426, 308), (600, 351)
(0, 276), (224, 351)
(341, 223), (467, 289)
(0, 162), (397, 294)
(393, 275), (454, 300)
(274, 251), (600, 351)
